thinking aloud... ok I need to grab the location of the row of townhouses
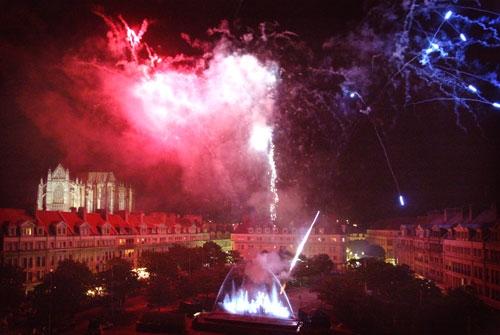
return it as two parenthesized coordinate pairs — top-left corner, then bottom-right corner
(0, 208), (232, 289)
(0, 208), (350, 289)
(366, 206), (500, 309)
(1, 165), (349, 291)
(232, 218), (348, 271)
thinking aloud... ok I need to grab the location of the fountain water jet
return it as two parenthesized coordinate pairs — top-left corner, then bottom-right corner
(193, 263), (301, 334)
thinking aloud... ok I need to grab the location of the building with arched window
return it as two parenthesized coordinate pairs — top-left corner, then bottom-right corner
(37, 164), (134, 213)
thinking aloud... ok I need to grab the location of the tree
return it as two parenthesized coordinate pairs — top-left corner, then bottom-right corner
(140, 251), (178, 279)
(187, 266), (228, 298)
(146, 275), (180, 308)
(437, 286), (496, 335)
(294, 254), (333, 286)
(226, 250), (243, 264)
(140, 244), (233, 307)
(200, 241), (228, 267)
(98, 258), (140, 310)
(313, 259), (447, 335)
(141, 251), (181, 307)
(0, 264), (25, 329)
(31, 260), (94, 331)
(167, 244), (197, 273)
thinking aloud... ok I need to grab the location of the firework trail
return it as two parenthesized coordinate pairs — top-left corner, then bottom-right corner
(20, 2), (498, 217)
(278, 210), (321, 295)
(249, 124), (280, 222)
(289, 210), (321, 273)
(347, 2), (500, 121)
(337, 1), (499, 206)
(403, 7), (499, 111)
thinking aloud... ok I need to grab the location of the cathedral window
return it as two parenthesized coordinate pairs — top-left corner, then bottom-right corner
(54, 184), (64, 204)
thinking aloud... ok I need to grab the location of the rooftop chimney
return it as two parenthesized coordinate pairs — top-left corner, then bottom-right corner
(78, 207), (87, 222)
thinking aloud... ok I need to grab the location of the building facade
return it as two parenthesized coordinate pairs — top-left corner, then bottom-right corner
(394, 206), (500, 309)
(37, 164), (134, 213)
(231, 223), (347, 271)
(366, 229), (400, 263)
(0, 208), (231, 290)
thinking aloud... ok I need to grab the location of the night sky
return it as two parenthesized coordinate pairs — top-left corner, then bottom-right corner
(1, 0), (499, 224)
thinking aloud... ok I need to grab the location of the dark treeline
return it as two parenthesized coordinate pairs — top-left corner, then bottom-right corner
(312, 259), (499, 335)
(0, 241), (240, 334)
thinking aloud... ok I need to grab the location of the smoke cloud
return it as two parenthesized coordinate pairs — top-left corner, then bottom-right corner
(17, 14), (280, 218)
(244, 251), (290, 285)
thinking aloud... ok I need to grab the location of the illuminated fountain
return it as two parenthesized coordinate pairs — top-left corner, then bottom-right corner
(193, 263), (301, 334)
(215, 265), (293, 319)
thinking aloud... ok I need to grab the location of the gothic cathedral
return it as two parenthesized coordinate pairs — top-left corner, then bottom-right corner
(37, 164), (134, 213)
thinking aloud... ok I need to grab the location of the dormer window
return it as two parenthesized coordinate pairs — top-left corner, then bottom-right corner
(22, 227), (33, 236)
(9, 227), (16, 236)
(248, 228), (254, 233)
(80, 227), (87, 236)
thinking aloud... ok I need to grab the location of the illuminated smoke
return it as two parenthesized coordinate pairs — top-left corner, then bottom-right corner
(18, 2), (498, 218)
(97, 15), (281, 217)
(20, 13), (281, 215)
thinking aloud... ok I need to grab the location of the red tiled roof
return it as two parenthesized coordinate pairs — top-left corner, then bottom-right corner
(0, 208), (32, 224)
(182, 214), (203, 225)
(86, 212), (118, 235)
(59, 211), (83, 232)
(86, 212), (105, 228)
(147, 212), (166, 222)
(127, 213), (142, 228)
(164, 213), (177, 226)
(108, 213), (128, 229)
(36, 210), (63, 226)
(144, 213), (164, 227)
